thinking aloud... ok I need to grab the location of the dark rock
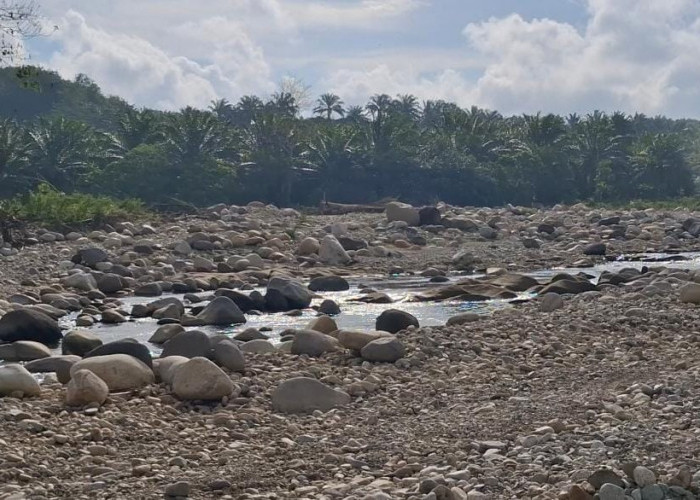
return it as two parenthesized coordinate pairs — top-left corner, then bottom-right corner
(337, 236), (368, 251)
(418, 206), (441, 226)
(318, 299), (341, 315)
(539, 279), (598, 295)
(196, 296), (246, 325)
(265, 277), (312, 311)
(214, 289), (256, 312)
(583, 242), (607, 256)
(0, 309), (62, 345)
(376, 309), (419, 334)
(97, 273), (124, 294)
(537, 223), (555, 234)
(134, 283), (162, 297)
(72, 247), (109, 267)
(308, 276), (350, 292)
(598, 216), (621, 226)
(161, 330), (211, 359)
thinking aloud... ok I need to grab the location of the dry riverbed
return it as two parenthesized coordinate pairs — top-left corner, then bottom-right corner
(2, 201), (700, 499)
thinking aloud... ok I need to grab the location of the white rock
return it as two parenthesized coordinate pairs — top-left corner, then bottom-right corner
(70, 354), (154, 391)
(171, 357), (234, 401)
(0, 364), (41, 396)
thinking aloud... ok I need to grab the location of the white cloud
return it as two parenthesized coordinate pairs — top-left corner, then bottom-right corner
(45, 10), (275, 110)
(291, 0), (427, 29)
(321, 0), (700, 117)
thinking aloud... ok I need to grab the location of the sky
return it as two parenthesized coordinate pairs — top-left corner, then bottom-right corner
(22, 0), (700, 117)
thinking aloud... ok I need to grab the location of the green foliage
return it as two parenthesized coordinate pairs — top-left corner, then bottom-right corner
(0, 66), (698, 209)
(5, 184), (146, 228)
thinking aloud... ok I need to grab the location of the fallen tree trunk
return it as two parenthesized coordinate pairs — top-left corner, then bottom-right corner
(319, 201), (387, 215)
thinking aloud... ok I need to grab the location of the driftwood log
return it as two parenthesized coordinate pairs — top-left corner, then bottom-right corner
(319, 201), (387, 215)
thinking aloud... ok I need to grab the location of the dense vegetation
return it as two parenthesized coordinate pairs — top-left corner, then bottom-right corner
(1, 66), (699, 209)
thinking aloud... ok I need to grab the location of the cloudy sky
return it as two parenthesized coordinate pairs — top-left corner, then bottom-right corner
(24, 0), (700, 117)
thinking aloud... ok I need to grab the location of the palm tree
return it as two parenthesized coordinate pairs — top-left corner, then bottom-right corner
(0, 118), (31, 196)
(115, 107), (161, 152)
(392, 94), (420, 121)
(267, 92), (298, 118)
(209, 98), (234, 124)
(313, 93), (345, 120)
(232, 95), (265, 128)
(344, 105), (366, 123)
(162, 107), (233, 165)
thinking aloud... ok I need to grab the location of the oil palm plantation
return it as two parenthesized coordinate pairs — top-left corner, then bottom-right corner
(313, 93), (345, 120)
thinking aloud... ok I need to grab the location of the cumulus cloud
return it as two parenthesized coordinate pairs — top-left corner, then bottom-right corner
(46, 10), (275, 110)
(324, 0), (700, 117)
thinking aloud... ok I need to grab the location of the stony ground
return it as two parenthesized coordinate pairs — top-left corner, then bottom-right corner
(2, 202), (700, 499)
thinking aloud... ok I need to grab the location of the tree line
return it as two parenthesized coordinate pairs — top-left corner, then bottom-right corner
(0, 66), (698, 208)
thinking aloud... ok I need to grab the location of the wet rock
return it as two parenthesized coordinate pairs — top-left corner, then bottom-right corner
(446, 313), (481, 326)
(70, 354), (155, 391)
(318, 299), (341, 315)
(306, 315), (338, 334)
(196, 296), (246, 325)
(86, 338), (153, 368)
(101, 309), (127, 324)
(96, 273), (124, 294)
(233, 328), (267, 341)
(583, 242), (607, 256)
(62, 330), (103, 356)
(65, 369), (109, 407)
(148, 324), (185, 344)
(308, 275), (350, 292)
(272, 377), (350, 414)
(0, 364), (41, 397)
(171, 357), (234, 401)
(375, 309), (419, 333)
(134, 283), (162, 297)
(0, 309), (62, 345)
(265, 277), (312, 311)
(539, 279), (597, 295)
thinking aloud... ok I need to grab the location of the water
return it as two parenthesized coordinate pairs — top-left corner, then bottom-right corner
(36, 251), (700, 357)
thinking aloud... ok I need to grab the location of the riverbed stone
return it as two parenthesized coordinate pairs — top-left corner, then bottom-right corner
(0, 340), (51, 361)
(65, 369), (109, 407)
(196, 296), (246, 325)
(161, 330), (211, 359)
(0, 309), (62, 345)
(62, 329), (103, 356)
(148, 324), (185, 344)
(85, 338), (153, 368)
(272, 377), (350, 414)
(308, 275), (350, 292)
(291, 329), (340, 357)
(0, 364), (41, 397)
(70, 354), (154, 391)
(213, 339), (245, 373)
(376, 309), (419, 333)
(306, 315), (338, 334)
(360, 336), (405, 362)
(318, 235), (352, 266)
(171, 357), (234, 401)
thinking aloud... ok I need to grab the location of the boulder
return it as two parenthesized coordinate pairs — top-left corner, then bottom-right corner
(306, 315), (338, 335)
(540, 292), (564, 312)
(445, 313), (481, 326)
(318, 299), (341, 315)
(62, 330), (103, 356)
(361, 336), (405, 362)
(488, 273), (539, 292)
(375, 309), (419, 334)
(85, 338), (153, 368)
(318, 235), (351, 266)
(171, 357), (234, 401)
(233, 328), (267, 341)
(161, 330), (211, 359)
(539, 279), (597, 295)
(680, 283), (700, 304)
(193, 256), (216, 272)
(153, 356), (189, 385)
(148, 324), (185, 344)
(0, 364), (41, 397)
(62, 272), (97, 291)
(25, 355), (80, 383)
(583, 242), (607, 256)
(386, 202), (420, 226)
(451, 250), (476, 271)
(101, 309), (127, 324)
(240, 339), (276, 354)
(290, 329), (340, 357)
(272, 377), (350, 414)
(418, 206), (441, 226)
(443, 217), (479, 232)
(196, 296), (246, 325)
(337, 236), (367, 251)
(213, 340), (245, 372)
(297, 237), (320, 256)
(308, 276), (350, 292)
(73, 247), (109, 267)
(265, 277), (312, 311)
(0, 341), (51, 362)
(338, 330), (388, 351)
(97, 273), (124, 294)
(70, 354), (154, 391)
(135, 283), (162, 297)
(0, 309), (62, 345)
(214, 289), (257, 312)
(65, 369), (109, 406)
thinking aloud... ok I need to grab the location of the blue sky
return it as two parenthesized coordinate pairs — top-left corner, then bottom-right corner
(25, 0), (700, 117)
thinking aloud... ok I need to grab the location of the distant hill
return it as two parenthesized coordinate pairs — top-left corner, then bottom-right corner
(0, 66), (131, 131)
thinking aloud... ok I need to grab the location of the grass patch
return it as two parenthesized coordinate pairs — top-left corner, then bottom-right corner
(0, 184), (148, 229)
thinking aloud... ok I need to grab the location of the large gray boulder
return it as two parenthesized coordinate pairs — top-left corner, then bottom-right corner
(338, 330), (389, 351)
(0, 364), (41, 397)
(0, 341), (51, 362)
(196, 296), (246, 325)
(265, 277), (313, 311)
(308, 276), (350, 292)
(360, 336), (405, 362)
(318, 235), (351, 266)
(171, 357), (234, 401)
(73, 247), (109, 267)
(213, 340), (245, 373)
(375, 309), (419, 334)
(62, 272), (97, 292)
(70, 354), (154, 392)
(65, 369), (109, 407)
(160, 330), (211, 359)
(290, 329), (340, 357)
(0, 309), (62, 345)
(385, 202), (420, 226)
(85, 338), (153, 368)
(272, 377), (350, 414)
(62, 330), (103, 356)
(148, 324), (185, 344)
